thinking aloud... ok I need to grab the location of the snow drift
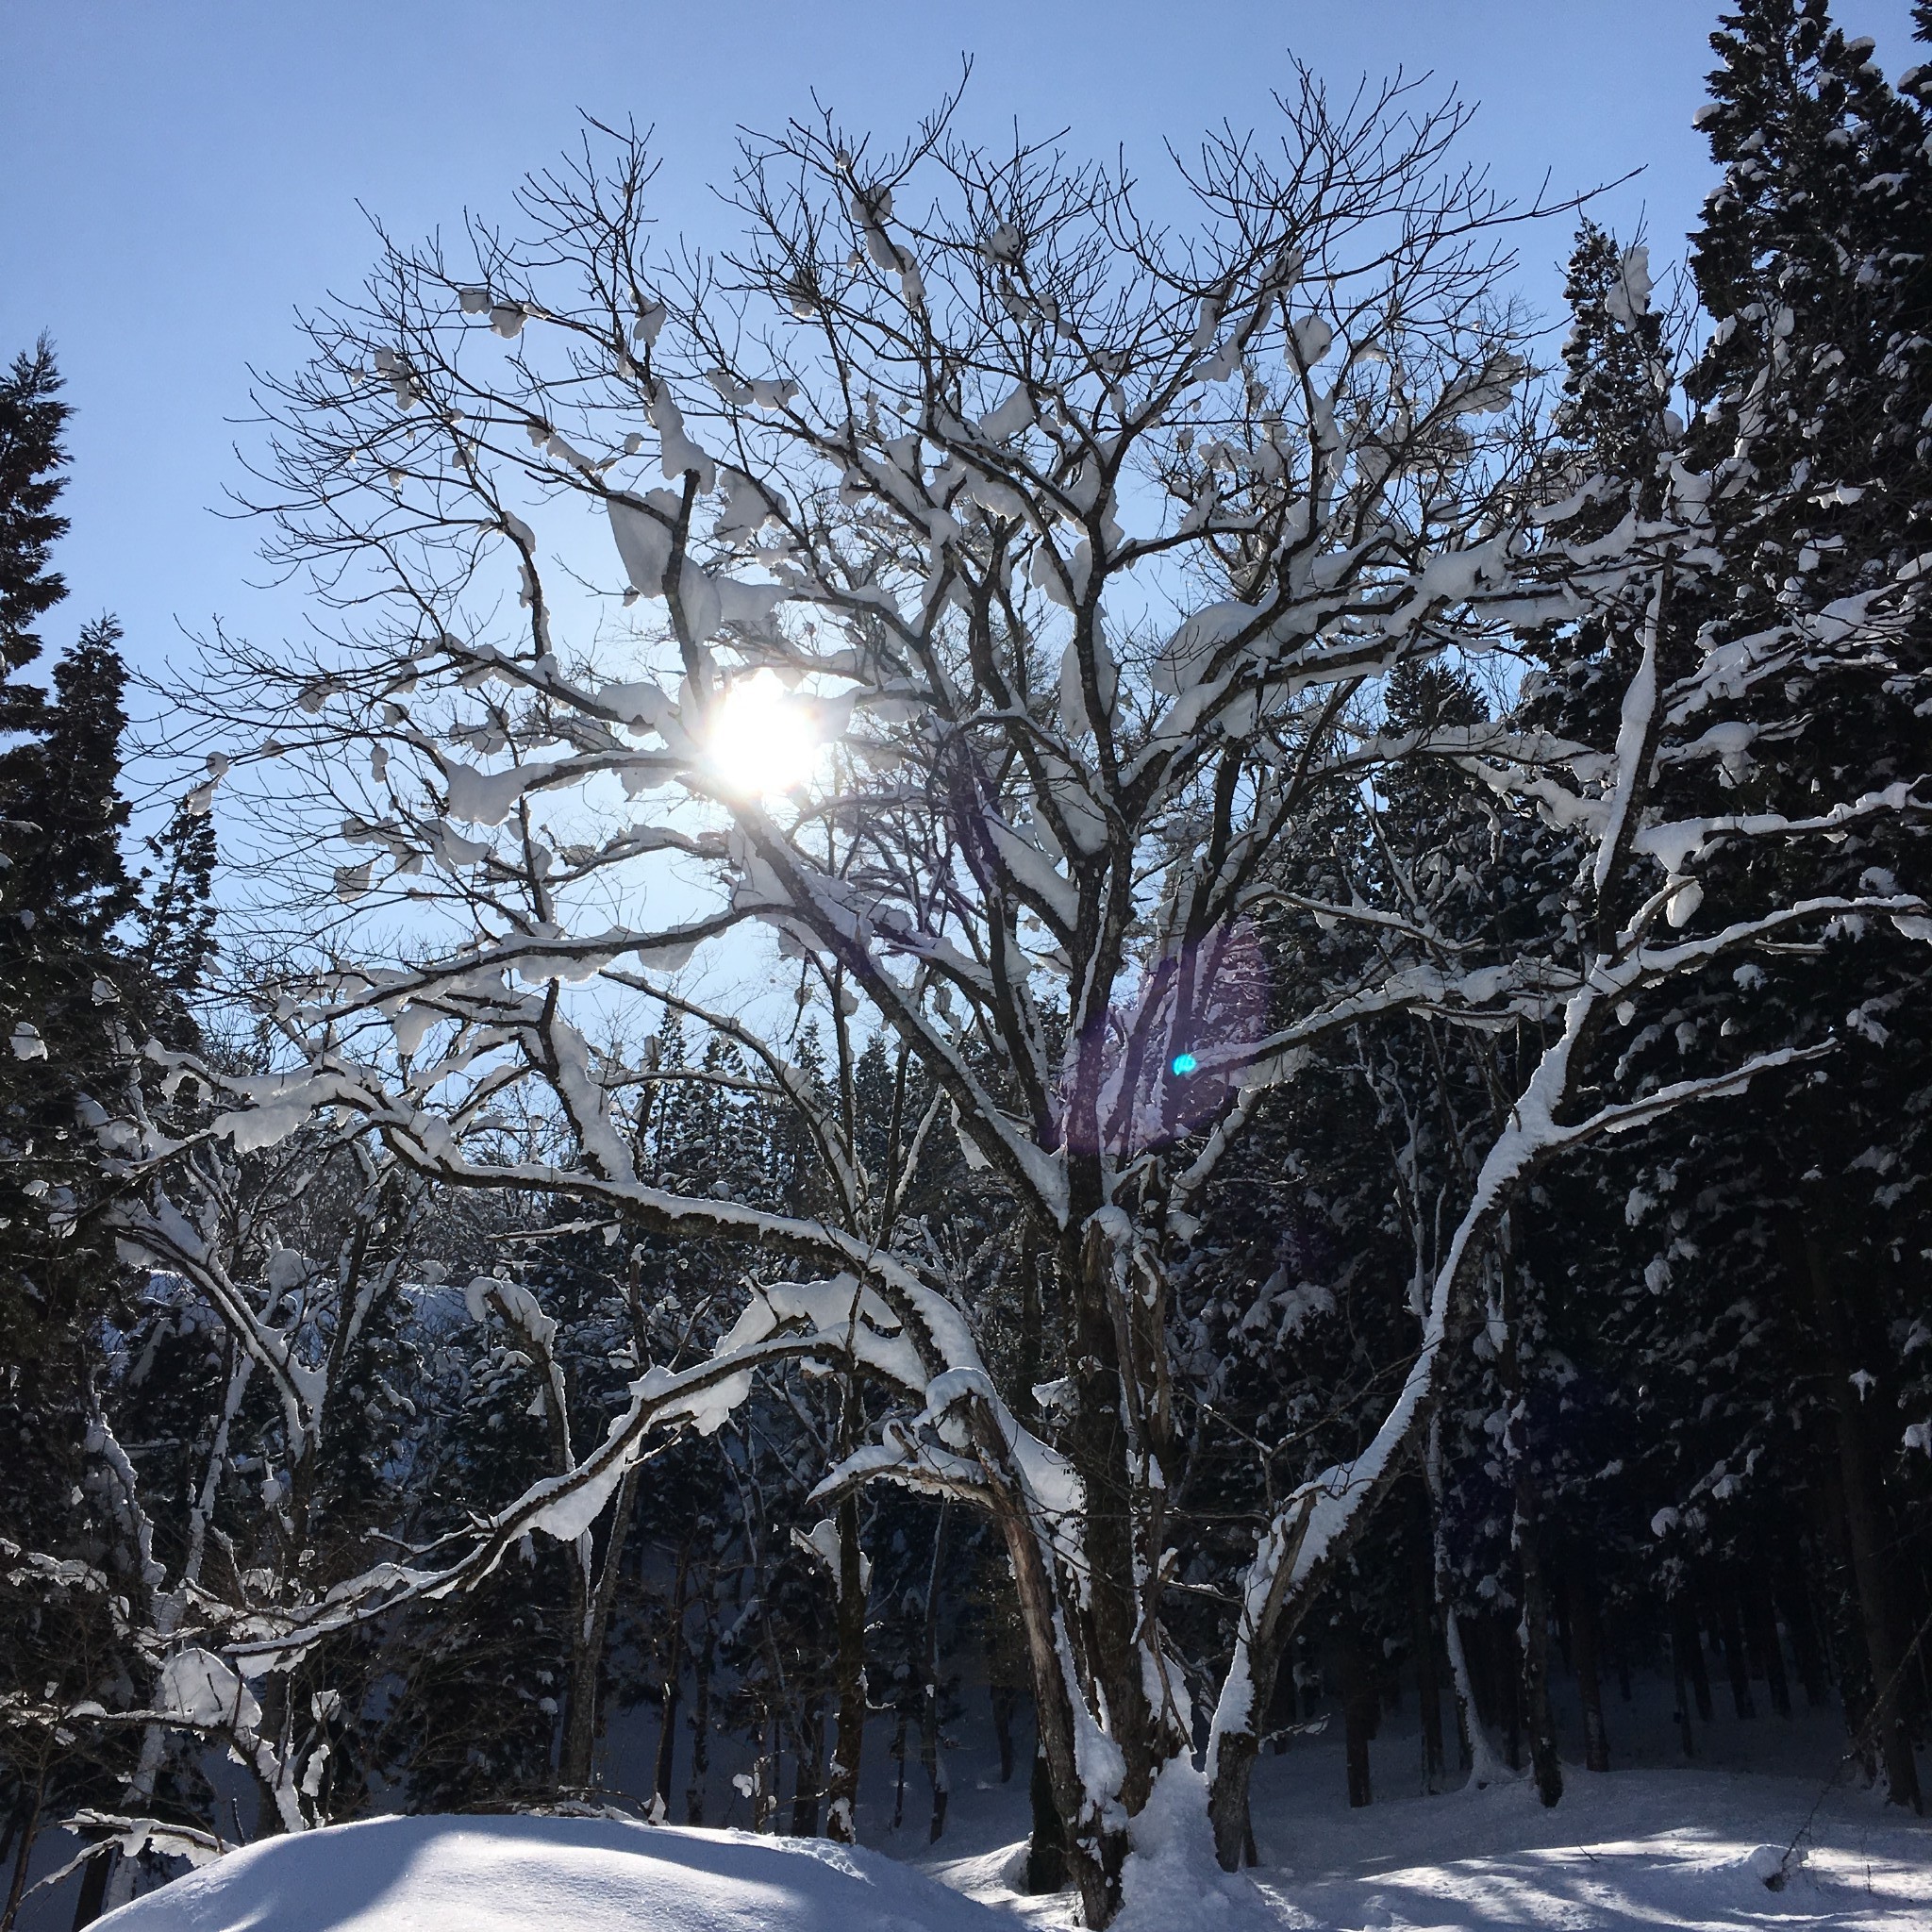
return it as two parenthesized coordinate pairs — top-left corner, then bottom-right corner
(92, 1812), (1011, 1932)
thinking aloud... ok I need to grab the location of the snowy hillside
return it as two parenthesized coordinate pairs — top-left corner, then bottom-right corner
(933, 1750), (1932, 1932)
(91, 1812), (1009, 1932)
(84, 1758), (1932, 1932)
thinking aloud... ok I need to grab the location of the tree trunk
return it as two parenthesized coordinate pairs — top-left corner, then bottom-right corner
(1204, 1486), (1330, 1868)
(791, 1694), (825, 1837)
(1339, 1633), (1374, 1809)
(1511, 1497), (1560, 1804)
(991, 1684), (1019, 1785)
(1717, 1591), (1757, 1721)
(556, 1594), (597, 1788)
(558, 1464), (641, 1790)
(1025, 1743), (1068, 1895)
(1674, 1599), (1714, 1724)
(975, 1347), (1124, 1927)
(2, 1774), (44, 1932)
(824, 1375), (870, 1844)
(1569, 1570), (1611, 1774)
(685, 1603), (714, 1826)
(1427, 1412), (1506, 1789)
(68, 1849), (109, 1930)
(1783, 1216), (1921, 1808)
(1204, 1174), (1517, 1861)
(824, 1490), (869, 1842)
(1410, 1499), (1445, 1790)
(1065, 1223), (1159, 1840)
(1745, 1582), (1792, 1720)
(1499, 1623), (1523, 1772)
(1671, 1633), (1697, 1760)
(1443, 1606), (1489, 1778)
(758, 1715), (781, 1833)
(654, 1541), (690, 1818)
(921, 1502), (950, 1845)
(981, 1228), (1128, 1924)
(1498, 1246), (1560, 1808)
(1779, 1566), (1829, 1708)
(1516, 1571), (1561, 1806)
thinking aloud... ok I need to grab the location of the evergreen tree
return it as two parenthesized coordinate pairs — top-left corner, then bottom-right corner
(0, 342), (140, 1920)
(0, 342), (67, 716)
(0, 341), (230, 1918)
(1673, 0), (1932, 1806)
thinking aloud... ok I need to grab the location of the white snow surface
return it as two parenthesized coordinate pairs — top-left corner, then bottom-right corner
(936, 1763), (1932, 1932)
(67, 1678), (1932, 1932)
(88, 1765), (1932, 1932)
(93, 1812), (1010, 1932)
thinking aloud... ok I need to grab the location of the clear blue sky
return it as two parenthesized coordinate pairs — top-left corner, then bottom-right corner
(4, 0), (1924, 698)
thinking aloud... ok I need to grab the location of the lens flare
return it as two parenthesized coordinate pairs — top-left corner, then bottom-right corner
(1058, 920), (1269, 1158)
(708, 671), (820, 798)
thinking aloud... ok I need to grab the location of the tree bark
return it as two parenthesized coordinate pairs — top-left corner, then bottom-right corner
(980, 1220), (1156, 1924)
(2, 1774), (44, 1932)
(1516, 1559), (1561, 1807)
(1674, 1599), (1714, 1724)
(685, 1599), (714, 1826)
(68, 1849), (109, 1930)
(1671, 1631), (1697, 1761)
(1717, 1591), (1757, 1721)
(758, 1715), (781, 1833)
(824, 1359), (870, 1843)
(1508, 1462), (1561, 1804)
(980, 1429), (1114, 1928)
(1497, 1243), (1560, 1808)
(824, 1489), (869, 1842)
(1779, 1569), (1830, 1709)
(921, 1501), (950, 1845)
(558, 1463), (641, 1789)
(1569, 1569), (1611, 1774)
(1025, 1743), (1068, 1895)
(1339, 1631), (1374, 1809)
(1422, 1411), (1506, 1789)
(991, 1684), (1019, 1785)
(654, 1541), (690, 1817)
(1410, 1503), (1445, 1790)
(1745, 1581), (1792, 1720)
(1498, 1621), (1523, 1772)
(1066, 1222), (1159, 1831)
(791, 1694), (825, 1837)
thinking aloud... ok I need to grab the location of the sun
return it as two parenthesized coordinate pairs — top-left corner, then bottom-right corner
(707, 670), (822, 798)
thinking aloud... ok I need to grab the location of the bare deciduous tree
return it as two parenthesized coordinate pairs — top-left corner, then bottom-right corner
(139, 70), (1931, 1924)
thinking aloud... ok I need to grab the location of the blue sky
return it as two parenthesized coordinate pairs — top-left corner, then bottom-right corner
(4, 0), (1924, 705)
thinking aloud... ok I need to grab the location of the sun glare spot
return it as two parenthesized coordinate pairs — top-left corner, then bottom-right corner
(1171, 1052), (1198, 1076)
(708, 670), (820, 798)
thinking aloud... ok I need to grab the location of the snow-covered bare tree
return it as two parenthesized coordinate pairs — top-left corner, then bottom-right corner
(147, 69), (1932, 1924)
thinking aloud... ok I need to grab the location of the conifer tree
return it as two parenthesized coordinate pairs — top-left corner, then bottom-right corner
(0, 338), (139, 1519)
(1675, 0), (1931, 1807)
(0, 342), (233, 1920)
(0, 341), (138, 1923)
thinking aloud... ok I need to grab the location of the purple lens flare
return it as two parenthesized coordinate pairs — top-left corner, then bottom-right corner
(1059, 919), (1271, 1158)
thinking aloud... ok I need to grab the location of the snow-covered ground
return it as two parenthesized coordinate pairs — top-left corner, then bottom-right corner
(42, 1678), (1932, 1930)
(91, 1811), (1010, 1931)
(938, 1765), (1932, 1931)
(81, 1755), (1932, 1932)
(933, 1685), (1932, 1932)
(80, 1766), (1932, 1932)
